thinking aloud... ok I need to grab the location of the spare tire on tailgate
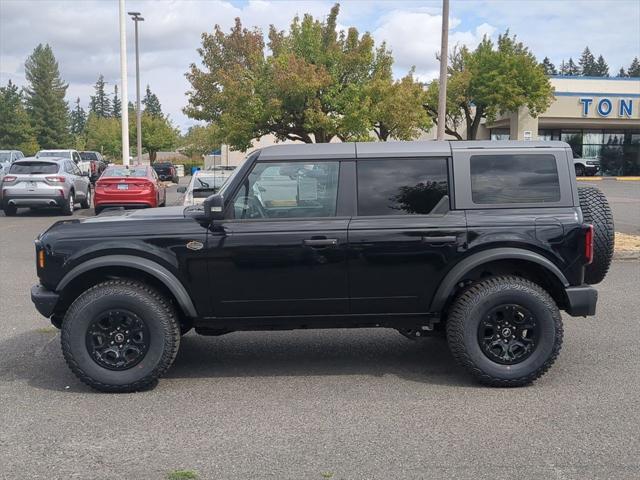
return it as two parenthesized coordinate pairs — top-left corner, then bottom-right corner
(578, 186), (614, 284)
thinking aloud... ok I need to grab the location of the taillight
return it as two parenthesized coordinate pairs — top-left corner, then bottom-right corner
(2, 175), (16, 183)
(584, 225), (594, 265)
(45, 176), (65, 183)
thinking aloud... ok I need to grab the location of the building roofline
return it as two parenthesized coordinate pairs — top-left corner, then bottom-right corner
(549, 75), (640, 82)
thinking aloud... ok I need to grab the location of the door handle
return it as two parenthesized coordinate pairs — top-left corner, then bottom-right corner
(303, 238), (338, 247)
(421, 235), (457, 245)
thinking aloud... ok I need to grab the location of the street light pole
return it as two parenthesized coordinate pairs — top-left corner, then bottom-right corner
(128, 12), (144, 164)
(436, 0), (449, 141)
(118, 0), (130, 165)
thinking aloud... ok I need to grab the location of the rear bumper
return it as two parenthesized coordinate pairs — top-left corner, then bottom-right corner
(31, 284), (60, 318)
(565, 285), (598, 316)
(3, 193), (65, 208)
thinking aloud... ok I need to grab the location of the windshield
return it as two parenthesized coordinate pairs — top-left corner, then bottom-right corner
(38, 151), (71, 159)
(103, 166), (148, 177)
(0, 152), (11, 161)
(10, 161), (59, 174)
(79, 152), (98, 161)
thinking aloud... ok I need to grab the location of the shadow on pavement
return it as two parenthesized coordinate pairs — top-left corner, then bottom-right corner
(0, 328), (476, 394)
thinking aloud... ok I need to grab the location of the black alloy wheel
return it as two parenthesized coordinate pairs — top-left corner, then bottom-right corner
(85, 309), (150, 370)
(477, 304), (538, 365)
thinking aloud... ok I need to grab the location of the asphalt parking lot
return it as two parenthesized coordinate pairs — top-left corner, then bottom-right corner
(0, 180), (639, 479)
(578, 179), (640, 234)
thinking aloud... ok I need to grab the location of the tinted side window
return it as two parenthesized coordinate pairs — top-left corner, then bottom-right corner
(470, 154), (561, 204)
(357, 158), (449, 216)
(232, 161), (340, 219)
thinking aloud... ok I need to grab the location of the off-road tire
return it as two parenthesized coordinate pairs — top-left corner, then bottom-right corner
(61, 280), (180, 392)
(61, 191), (74, 216)
(80, 187), (91, 209)
(3, 204), (17, 216)
(446, 276), (563, 387)
(578, 186), (614, 285)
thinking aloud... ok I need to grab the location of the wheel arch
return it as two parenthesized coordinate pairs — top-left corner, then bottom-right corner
(54, 255), (198, 324)
(429, 248), (570, 314)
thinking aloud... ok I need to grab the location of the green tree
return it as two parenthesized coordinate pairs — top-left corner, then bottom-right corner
(594, 55), (609, 77)
(130, 112), (178, 162)
(423, 32), (554, 140)
(0, 80), (39, 154)
(180, 124), (221, 158)
(627, 57), (640, 77)
(578, 47), (596, 76)
(84, 112), (121, 158)
(70, 97), (86, 135)
(184, 4), (428, 149)
(617, 67), (627, 77)
(541, 57), (557, 75)
(112, 85), (122, 118)
(566, 58), (580, 75)
(89, 74), (111, 118)
(23, 44), (70, 148)
(142, 85), (163, 117)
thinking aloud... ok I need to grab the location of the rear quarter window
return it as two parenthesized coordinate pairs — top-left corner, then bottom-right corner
(470, 154), (561, 204)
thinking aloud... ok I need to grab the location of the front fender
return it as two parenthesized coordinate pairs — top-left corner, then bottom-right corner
(57, 254), (198, 318)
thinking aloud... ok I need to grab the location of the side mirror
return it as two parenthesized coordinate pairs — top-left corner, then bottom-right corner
(177, 186), (187, 193)
(203, 193), (225, 221)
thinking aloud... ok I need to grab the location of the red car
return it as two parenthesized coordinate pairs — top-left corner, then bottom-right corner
(94, 165), (166, 215)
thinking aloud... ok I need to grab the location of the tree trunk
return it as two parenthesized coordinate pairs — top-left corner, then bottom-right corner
(465, 106), (484, 140)
(150, 151), (156, 163)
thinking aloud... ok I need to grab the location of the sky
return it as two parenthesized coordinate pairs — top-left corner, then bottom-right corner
(1, 0), (639, 132)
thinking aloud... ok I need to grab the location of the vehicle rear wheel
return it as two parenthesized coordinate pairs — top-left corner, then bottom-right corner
(61, 280), (180, 392)
(446, 276), (563, 387)
(578, 186), (614, 284)
(3, 204), (17, 216)
(61, 191), (74, 216)
(80, 187), (91, 209)
(575, 164), (586, 176)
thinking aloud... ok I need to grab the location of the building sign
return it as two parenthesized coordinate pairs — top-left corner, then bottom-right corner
(579, 97), (634, 118)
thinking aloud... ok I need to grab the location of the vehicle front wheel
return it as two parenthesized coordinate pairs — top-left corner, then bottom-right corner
(446, 276), (563, 387)
(61, 280), (180, 392)
(575, 164), (586, 176)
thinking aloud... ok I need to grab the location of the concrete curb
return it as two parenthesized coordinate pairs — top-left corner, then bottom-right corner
(577, 177), (640, 181)
(613, 251), (640, 260)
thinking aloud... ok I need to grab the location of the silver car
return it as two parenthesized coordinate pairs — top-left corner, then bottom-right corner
(177, 167), (236, 206)
(1, 157), (91, 216)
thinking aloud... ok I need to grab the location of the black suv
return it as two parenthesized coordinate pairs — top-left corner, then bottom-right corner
(31, 141), (614, 392)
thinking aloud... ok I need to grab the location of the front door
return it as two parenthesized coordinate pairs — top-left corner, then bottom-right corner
(348, 157), (467, 314)
(207, 160), (349, 317)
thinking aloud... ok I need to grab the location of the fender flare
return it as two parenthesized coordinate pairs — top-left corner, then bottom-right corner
(57, 254), (198, 317)
(429, 248), (569, 312)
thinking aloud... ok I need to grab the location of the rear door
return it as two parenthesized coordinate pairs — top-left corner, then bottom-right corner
(348, 156), (467, 314)
(206, 158), (351, 317)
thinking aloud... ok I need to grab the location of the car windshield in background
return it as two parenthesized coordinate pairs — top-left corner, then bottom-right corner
(103, 167), (148, 177)
(79, 152), (98, 161)
(38, 151), (71, 159)
(0, 153), (11, 161)
(10, 161), (59, 174)
(211, 166), (236, 171)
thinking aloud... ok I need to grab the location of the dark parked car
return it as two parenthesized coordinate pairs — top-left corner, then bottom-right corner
(152, 161), (178, 183)
(30, 141), (613, 392)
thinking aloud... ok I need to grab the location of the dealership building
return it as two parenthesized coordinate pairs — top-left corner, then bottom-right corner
(213, 76), (640, 175)
(478, 76), (640, 175)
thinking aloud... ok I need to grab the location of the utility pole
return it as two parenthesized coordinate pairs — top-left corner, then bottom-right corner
(436, 0), (449, 141)
(129, 11), (144, 165)
(118, 0), (130, 165)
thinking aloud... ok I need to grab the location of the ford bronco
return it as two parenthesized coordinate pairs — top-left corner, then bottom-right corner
(30, 141), (614, 392)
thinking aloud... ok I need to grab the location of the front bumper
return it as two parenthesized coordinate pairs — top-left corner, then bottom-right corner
(565, 285), (598, 316)
(31, 284), (59, 318)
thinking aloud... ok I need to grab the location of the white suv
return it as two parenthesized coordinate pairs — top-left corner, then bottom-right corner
(36, 149), (91, 176)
